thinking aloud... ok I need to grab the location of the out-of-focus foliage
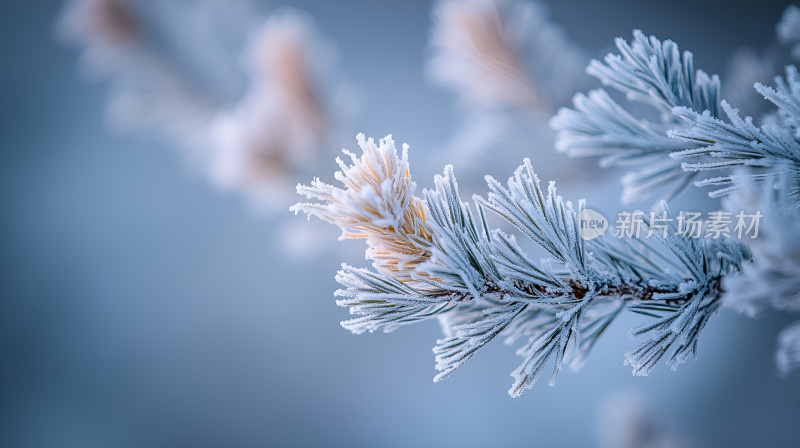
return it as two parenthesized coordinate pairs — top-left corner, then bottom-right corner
(723, 173), (800, 374)
(60, 0), (356, 212)
(427, 0), (591, 180)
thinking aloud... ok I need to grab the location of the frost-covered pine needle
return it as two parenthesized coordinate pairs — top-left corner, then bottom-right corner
(292, 134), (433, 282)
(293, 134), (747, 396)
(552, 21), (800, 207)
(551, 30), (721, 203)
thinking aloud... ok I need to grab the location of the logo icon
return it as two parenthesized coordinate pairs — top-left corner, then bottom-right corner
(579, 208), (608, 240)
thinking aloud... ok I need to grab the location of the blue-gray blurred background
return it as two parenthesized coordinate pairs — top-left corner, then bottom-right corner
(2, 1), (799, 447)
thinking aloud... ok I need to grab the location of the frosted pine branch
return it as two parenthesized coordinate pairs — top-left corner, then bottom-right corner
(553, 25), (800, 204)
(293, 135), (745, 396)
(551, 30), (721, 202)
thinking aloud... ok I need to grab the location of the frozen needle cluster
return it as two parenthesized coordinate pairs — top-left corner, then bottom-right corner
(552, 29), (800, 203)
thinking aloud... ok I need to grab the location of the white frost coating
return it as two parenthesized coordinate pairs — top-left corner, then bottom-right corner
(334, 264), (456, 334)
(672, 88), (800, 202)
(297, 134), (415, 232)
(433, 302), (526, 381)
(480, 159), (587, 276)
(756, 65), (800, 137)
(554, 22), (800, 205)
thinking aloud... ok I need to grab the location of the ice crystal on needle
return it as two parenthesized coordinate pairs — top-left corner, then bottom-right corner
(554, 15), (800, 203)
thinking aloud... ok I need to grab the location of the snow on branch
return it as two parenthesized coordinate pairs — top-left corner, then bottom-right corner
(669, 65), (800, 200)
